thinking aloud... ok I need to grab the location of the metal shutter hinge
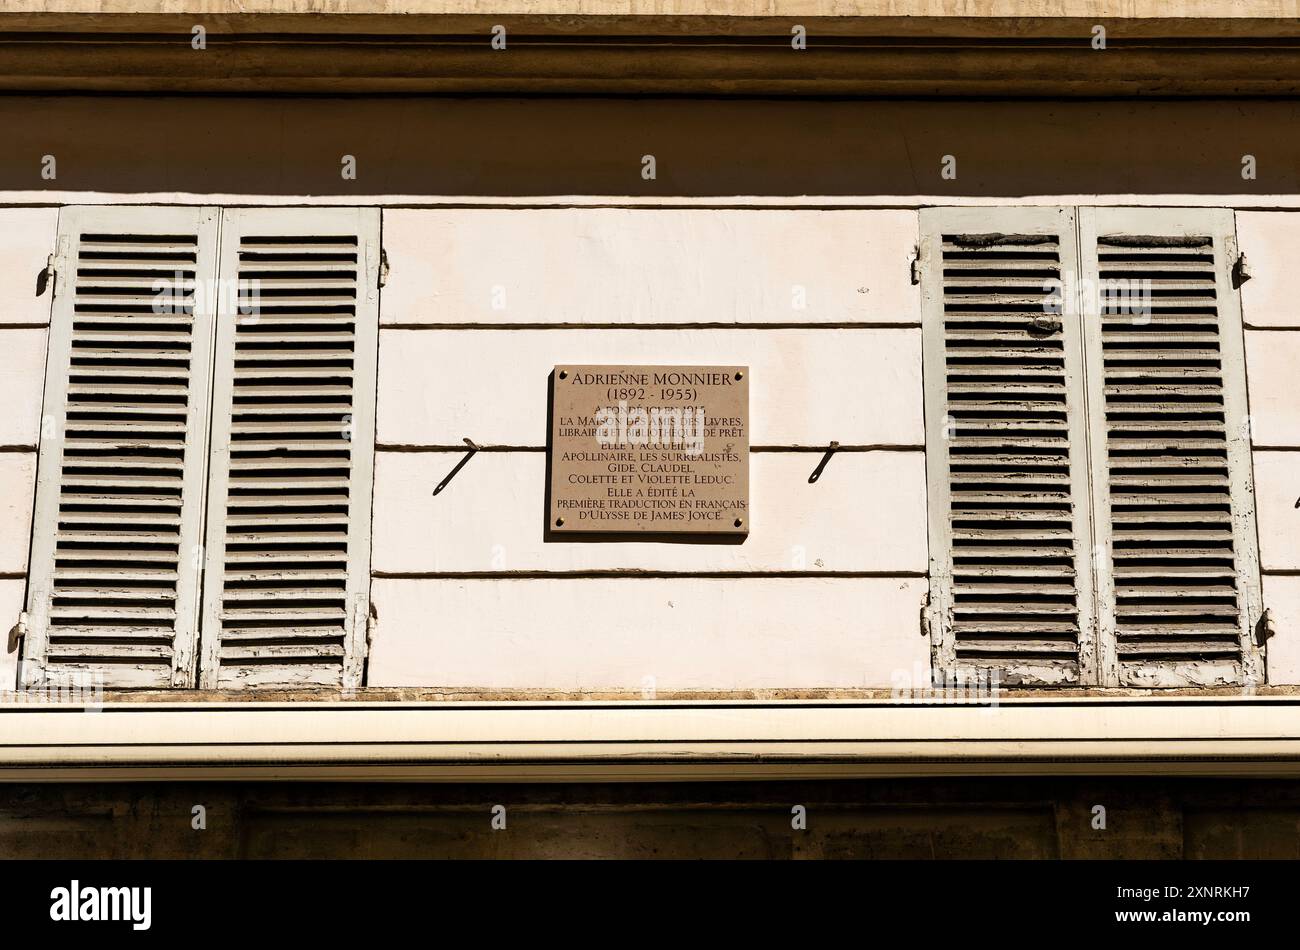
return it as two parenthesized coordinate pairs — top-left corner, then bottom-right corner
(46, 235), (71, 298)
(378, 247), (389, 289)
(7, 611), (28, 652)
(1232, 252), (1252, 288)
(37, 254), (55, 296)
(909, 246), (921, 285)
(363, 599), (377, 649)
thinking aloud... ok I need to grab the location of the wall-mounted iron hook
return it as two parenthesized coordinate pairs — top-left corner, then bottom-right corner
(433, 437), (479, 496)
(808, 441), (840, 484)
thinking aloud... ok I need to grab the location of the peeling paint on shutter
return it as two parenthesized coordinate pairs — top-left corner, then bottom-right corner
(921, 207), (1097, 686)
(199, 208), (379, 689)
(1079, 208), (1263, 687)
(23, 207), (219, 688)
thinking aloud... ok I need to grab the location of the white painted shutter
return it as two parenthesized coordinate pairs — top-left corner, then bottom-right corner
(198, 208), (379, 689)
(23, 206), (219, 688)
(921, 207), (1098, 685)
(1079, 208), (1263, 687)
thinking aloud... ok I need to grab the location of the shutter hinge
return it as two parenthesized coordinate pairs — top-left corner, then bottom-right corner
(357, 596), (376, 649)
(909, 246), (921, 285)
(7, 610), (28, 652)
(1232, 252), (1252, 289)
(37, 254), (55, 297)
(919, 593), (930, 638)
(378, 247), (389, 289)
(52, 234), (70, 298)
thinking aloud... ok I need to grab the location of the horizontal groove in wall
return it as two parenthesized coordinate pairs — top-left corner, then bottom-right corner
(375, 444), (925, 453)
(1244, 324), (1300, 331)
(370, 570), (929, 579)
(0, 445), (36, 453)
(379, 322), (922, 330)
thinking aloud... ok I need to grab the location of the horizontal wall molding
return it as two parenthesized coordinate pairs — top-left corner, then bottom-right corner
(4, 696), (1300, 781)
(6, 9), (1300, 34)
(3, 14), (1300, 95)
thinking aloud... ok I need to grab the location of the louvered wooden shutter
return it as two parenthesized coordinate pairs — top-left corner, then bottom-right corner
(23, 207), (220, 688)
(920, 208), (1098, 685)
(198, 208), (379, 689)
(1079, 208), (1263, 687)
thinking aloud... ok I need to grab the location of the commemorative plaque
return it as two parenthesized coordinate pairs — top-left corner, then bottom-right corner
(549, 365), (749, 535)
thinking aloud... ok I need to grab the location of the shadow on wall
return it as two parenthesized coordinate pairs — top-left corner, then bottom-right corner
(4, 97), (1297, 197)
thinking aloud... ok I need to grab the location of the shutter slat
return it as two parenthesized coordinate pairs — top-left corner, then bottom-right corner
(198, 208), (378, 690)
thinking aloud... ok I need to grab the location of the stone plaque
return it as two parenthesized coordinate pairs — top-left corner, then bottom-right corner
(549, 365), (749, 535)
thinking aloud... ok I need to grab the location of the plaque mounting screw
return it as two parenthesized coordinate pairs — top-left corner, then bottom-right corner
(559, 370), (568, 379)
(555, 517), (565, 527)
(734, 518), (743, 528)
(734, 371), (743, 380)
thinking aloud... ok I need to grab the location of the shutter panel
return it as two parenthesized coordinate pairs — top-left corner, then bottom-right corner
(23, 206), (219, 688)
(1079, 208), (1263, 687)
(920, 207), (1098, 685)
(199, 208), (379, 689)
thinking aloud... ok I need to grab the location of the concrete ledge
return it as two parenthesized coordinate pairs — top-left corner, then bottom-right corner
(2, 695), (1300, 781)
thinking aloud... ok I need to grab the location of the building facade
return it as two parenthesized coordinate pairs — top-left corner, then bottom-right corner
(1, 0), (1300, 857)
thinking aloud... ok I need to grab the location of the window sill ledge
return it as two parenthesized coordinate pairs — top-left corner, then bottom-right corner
(1, 693), (1299, 781)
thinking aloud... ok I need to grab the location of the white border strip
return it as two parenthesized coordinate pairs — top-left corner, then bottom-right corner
(2, 696), (1299, 781)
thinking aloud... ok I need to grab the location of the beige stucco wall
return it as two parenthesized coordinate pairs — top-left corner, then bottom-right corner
(1238, 212), (1300, 686)
(0, 208), (56, 690)
(370, 207), (928, 691)
(3, 202), (1298, 692)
